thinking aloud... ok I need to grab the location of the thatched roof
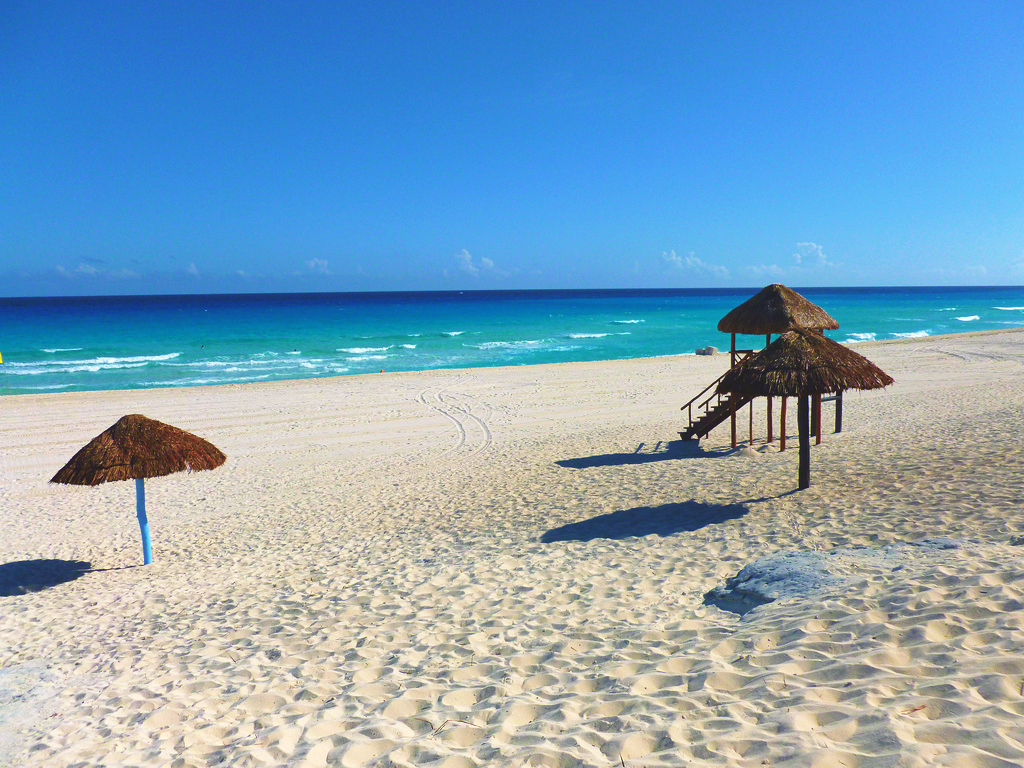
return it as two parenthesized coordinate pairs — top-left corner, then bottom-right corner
(718, 284), (839, 334)
(716, 328), (894, 397)
(51, 414), (226, 486)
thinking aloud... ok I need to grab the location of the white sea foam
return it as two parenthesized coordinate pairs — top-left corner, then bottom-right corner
(567, 333), (610, 339)
(444, 331), (464, 336)
(338, 346), (391, 354)
(8, 352), (180, 369)
(994, 306), (1024, 311)
(613, 319), (644, 324)
(935, 307), (957, 312)
(41, 348), (83, 353)
(345, 355), (388, 361)
(400, 344), (417, 349)
(955, 315), (980, 322)
(846, 332), (877, 343)
(475, 340), (544, 350)
(892, 330), (930, 339)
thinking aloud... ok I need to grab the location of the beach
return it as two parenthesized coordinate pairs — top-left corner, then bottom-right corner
(2, 328), (1023, 767)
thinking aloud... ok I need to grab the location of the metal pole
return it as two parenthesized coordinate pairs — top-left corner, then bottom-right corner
(136, 478), (153, 565)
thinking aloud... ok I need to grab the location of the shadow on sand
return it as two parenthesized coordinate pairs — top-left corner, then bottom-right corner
(541, 500), (749, 543)
(556, 439), (722, 469)
(0, 559), (92, 596)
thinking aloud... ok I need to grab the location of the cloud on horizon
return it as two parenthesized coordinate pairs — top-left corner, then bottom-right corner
(455, 249), (507, 277)
(56, 263), (139, 280)
(793, 242), (835, 268)
(661, 250), (729, 278)
(306, 258), (330, 274)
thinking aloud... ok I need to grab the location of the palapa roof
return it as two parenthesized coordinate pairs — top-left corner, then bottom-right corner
(51, 414), (226, 486)
(716, 328), (894, 397)
(717, 284), (839, 335)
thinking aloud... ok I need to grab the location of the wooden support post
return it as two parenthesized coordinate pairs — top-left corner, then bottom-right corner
(812, 393), (822, 444)
(798, 395), (811, 489)
(730, 334), (737, 447)
(780, 397), (787, 451)
(731, 397), (738, 448)
(835, 391), (843, 433)
(749, 399), (754, 444)
(764, 334), (772, 442)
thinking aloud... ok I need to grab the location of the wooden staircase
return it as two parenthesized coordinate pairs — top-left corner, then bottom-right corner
(679, 373), (752, 441)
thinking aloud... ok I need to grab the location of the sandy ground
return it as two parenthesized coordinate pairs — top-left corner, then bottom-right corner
(1, 328), (1023, 768)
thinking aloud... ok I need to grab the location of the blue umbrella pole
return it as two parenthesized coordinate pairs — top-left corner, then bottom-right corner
(136, 478), (153, 564)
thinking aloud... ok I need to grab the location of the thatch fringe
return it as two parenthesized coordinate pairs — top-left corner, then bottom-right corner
(51, 414), (226, 486)
(717, 328), (894, 397)
(718, 284), (839, 335)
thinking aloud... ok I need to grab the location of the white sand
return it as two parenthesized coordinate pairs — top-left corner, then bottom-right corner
(1, 328), (1023, 767)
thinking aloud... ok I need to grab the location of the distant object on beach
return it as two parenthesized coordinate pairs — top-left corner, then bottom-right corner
(694, 346), (718, 356)
(50, 414), (226, 565)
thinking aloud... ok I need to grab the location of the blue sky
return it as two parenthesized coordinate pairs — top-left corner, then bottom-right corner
(3, 2), (1023, 296)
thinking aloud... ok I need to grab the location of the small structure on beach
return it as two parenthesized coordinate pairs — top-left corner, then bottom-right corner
(681, 284), (839, 446)
(716, 328), (894, 488)
(51, 414), (226, 565)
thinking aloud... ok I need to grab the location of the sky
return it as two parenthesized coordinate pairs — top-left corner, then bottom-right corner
(2, 1), (1023, 297)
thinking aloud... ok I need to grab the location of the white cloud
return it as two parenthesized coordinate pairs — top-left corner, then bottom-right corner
(455, 249), (508, 277)
(456, 249), (479, 276)
(930, 264), (988, 280)
(746, 263), (785, 277)
(56, 262), (137, 279)
(186, 262), (199, 276)
(306, 258), (330, 274)
(794, 242), (834, 268)
(662, 250), (728, 278)
(236, 269), (247, 277)
(661, 250), (683, 270)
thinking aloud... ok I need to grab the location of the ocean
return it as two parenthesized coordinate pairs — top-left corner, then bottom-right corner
(2, 286), (1022, 396)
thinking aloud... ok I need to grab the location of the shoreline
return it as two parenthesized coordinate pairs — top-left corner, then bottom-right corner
(2, 327), (1023, 766)
(5, 324), (1022, 404)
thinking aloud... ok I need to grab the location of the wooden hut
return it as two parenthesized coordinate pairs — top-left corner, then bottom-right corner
(680, 284), (839, 447)
(716, 328), (893, 488)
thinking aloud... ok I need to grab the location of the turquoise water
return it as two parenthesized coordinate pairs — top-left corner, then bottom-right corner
(2, 287), (1022, 395)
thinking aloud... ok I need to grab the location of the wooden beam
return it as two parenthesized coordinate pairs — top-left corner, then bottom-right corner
(835, 391), (843, 433)
(813, 393), (822, 444)
(780, 397), (787, 451)
(730, 333), (737, 447)
(798, 395), (811, 489)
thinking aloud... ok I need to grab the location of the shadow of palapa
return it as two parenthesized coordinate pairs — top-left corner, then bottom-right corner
(0, 559), (93, 597)
(556, 439), (717, 469)
(541, 500), (749, 543)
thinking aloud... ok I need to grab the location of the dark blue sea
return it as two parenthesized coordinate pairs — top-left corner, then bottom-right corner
(2, 287), (1022, 395)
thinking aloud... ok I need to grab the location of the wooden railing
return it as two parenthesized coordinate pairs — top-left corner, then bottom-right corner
(680, 350), (753, 428)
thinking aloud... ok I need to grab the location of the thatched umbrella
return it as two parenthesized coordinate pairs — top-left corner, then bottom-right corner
(717, 283), (839, 336)
(51, 414), (226, 564)
(716, 328), (893, 489)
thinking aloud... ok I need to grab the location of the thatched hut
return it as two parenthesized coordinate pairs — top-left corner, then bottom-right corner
(52, 415), (226, 564)
(716, 284), (839, 447)
(717, 328), (893, 488)
(717, 283), (839, 339)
